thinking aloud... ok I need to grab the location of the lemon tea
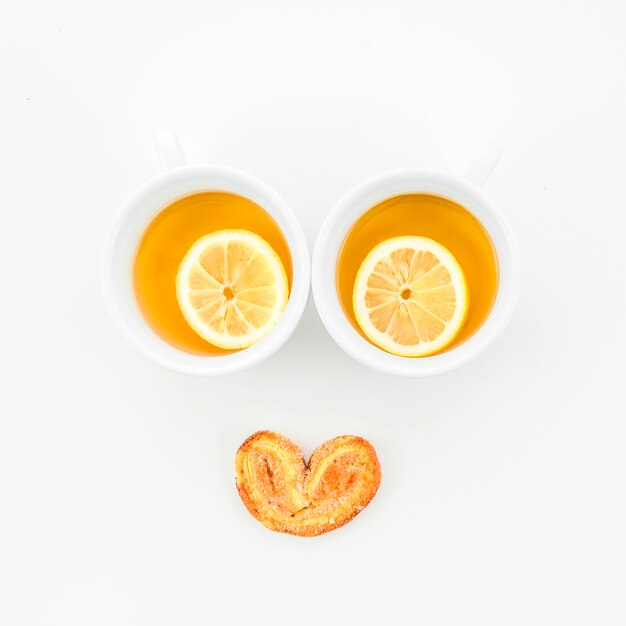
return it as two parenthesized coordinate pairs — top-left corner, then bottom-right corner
(133, 191), (293, 356)
(336, 193), (498, 354)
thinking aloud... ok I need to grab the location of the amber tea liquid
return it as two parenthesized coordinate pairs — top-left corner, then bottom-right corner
(337, 194), (498, 354)
(133, 192), (293, 355)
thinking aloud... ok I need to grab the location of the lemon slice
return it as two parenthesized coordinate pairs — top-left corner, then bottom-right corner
(353, 236), (468, 357)
(176, 230), (289, 350)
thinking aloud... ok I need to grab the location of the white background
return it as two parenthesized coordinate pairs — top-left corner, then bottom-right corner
(1, 1), (625, 624)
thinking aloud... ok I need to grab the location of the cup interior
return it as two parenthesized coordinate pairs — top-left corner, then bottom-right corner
(102, 165), (310, 375)
(312, 169), (519, 376)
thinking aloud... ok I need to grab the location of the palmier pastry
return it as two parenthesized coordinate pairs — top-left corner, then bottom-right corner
(235, 431), (381, 536)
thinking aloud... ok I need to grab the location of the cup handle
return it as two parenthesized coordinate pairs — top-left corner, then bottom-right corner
(154, 128), (187, 170)
(464, 145), (501, 188)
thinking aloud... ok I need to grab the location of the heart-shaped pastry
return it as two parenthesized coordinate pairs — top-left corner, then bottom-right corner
(235, 431), (381, 536)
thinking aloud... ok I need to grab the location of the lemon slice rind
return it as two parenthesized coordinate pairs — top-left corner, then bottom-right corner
(353, 236), (468, 357)
(176, 229), (288, 350)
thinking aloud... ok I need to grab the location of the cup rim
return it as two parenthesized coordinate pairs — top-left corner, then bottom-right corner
(311, 168), (520, 377)
(102, 164), (310, 375)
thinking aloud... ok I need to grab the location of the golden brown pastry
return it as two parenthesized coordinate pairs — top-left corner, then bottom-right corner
(235, 431), (381, 536)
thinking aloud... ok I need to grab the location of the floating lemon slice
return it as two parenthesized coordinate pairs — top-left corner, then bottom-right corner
(353, 236), (468, 357)
(176, 230), (289, 350)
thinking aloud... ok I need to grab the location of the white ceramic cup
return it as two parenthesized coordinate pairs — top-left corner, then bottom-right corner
(102, 130), (310, 375)
(312, 151), (520, 376)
